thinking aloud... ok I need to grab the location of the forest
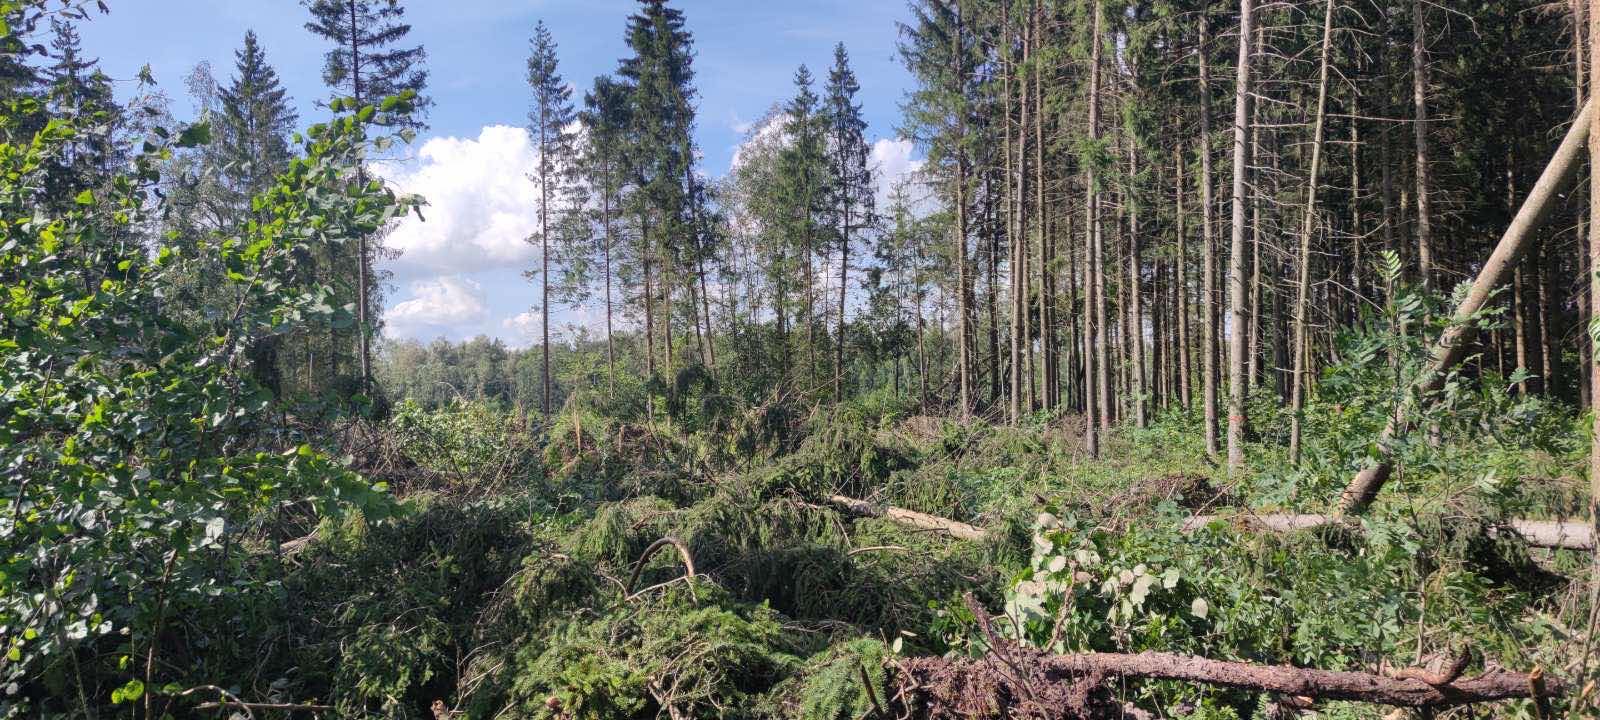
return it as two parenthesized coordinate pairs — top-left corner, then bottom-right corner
(2, 0), (1599, 717)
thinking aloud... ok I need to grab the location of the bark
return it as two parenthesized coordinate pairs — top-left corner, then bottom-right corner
(825, 495), (988, 542)
(1337, 99), (1593, 515)
(1183, 513), (1595, 551)
(895, 647), (1562, 714)
(954, 2), (973, 418)
(1198, 6), (1221, 460)
(1128, 143), (1147, 428)
(1290, 0), (1335, 465)
(1175, 146), (1192, 409)
(1084, 0), (1104, 457)
(1226, 0), (1254, 473)
(1413, 0), (1434, 294)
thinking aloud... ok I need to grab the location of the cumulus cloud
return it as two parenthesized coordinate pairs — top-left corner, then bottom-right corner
(500, 309), (543, 348)
(376, 125), (542, 276)
(386, 275), (489, 336)
(870, 138), (923, 204)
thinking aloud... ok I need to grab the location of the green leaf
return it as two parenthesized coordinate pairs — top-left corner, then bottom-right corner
(74, 189), (93, 205)
(176, 122), (211, 148)
(111, 679), (144, 704)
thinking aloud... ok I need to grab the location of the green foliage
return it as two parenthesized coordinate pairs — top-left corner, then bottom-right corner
(0, 57), (418, 713)
(509, 587), (802, 720)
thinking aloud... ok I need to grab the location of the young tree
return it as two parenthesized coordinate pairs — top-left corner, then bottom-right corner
(824, 42), (874, 401)
(304, 0), (431, 392)
(526, 21), (577, 423)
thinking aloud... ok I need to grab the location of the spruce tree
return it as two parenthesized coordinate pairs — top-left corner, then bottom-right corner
(823, 42), (874, 401)
(217, 31), (297, 209)
(43, 18), (118, 195)
(303, 0), (430, 129)
(304, 0), (431, 392)
(526, 20), (577, 423)
(578, 74), (634, 396)
(776, 64), (827, 384)
(619, 0), (697, 382)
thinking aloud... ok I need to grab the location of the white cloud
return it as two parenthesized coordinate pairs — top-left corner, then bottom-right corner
(501, 309), (544, 348)
(376, 125), (542, 276)
(871, 137), (923, 204)
(386, 275), (489, 336)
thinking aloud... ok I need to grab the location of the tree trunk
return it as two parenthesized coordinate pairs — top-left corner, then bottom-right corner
(1198, 5), (1220, 459)
(1290, 0), (1335, 465)
(1084, 0), (1104, 456)
(1226, 0), (1254, 473)
(1413, 0), (1434, 294)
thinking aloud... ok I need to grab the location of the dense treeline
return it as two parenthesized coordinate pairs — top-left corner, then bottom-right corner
(390, 0), (1592, 465)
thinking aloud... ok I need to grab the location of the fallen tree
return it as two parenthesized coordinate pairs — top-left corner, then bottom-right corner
(1337, 99), (1594, 515)
(883, 595), (1564, 719)
(826, 494), (1594, 550)
(892, 645), (1562, 718)
(1182, 513), (1594, 551)
(826, 494), (989, 542)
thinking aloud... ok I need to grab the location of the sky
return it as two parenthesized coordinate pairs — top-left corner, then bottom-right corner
(76, 0), (924, 347)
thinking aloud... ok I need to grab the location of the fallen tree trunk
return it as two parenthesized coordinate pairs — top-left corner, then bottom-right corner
(826, 494), (989, 542)
(825, 493), (1592, 551)
(893, 646), (1561, 718)
(1183, 513), (1594, 551)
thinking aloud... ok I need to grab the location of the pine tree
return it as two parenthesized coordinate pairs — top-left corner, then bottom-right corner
(824, 42), (874, 402)
(217, 31), (297, 211)
(304, 0), (431, 392)
(526, 20), (577, 423)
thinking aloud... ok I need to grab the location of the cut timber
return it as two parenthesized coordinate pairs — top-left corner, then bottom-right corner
(826, 495), (989, 542)
(1338, 99), (1594, 515)
(1182, 513), (1594, 551)
(893, 647), (1563, 716)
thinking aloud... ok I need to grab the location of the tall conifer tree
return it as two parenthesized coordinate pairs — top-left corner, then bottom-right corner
(304, 0), (431, 392)
(526, 20), (577, 423)
(824, 43), (874, 401)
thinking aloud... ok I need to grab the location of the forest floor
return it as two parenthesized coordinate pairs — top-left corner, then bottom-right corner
(218, 391), (1597, 719)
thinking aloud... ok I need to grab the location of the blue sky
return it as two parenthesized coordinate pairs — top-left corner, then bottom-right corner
(77, 1), (922, 346)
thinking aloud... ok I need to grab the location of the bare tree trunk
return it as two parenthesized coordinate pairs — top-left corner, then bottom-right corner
(1129, 142), (1147, 428)
(953, 2), (972, 418)
(1413, 0), (1434, 294)
(1084, 0), (1104, 456)
(1337, 100), (1593, 515)
(1290, 0), (1335, 465)
(1198, 5), (1220, 459)
(1227, 0), (1254, 473)
(1175, 145), (1192, 409)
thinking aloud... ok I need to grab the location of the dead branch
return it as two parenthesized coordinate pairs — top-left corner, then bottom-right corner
(625, 536), (698, 603)
(827, 495), (989, 542)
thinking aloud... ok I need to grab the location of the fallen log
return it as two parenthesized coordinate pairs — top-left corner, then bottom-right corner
(893, 647), (1563, 717)
(1183, 513), (1594, 551)
(889, 595), (1565, 719)
(824, 493), (1593, 551)
(826, 494), (989, 542)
